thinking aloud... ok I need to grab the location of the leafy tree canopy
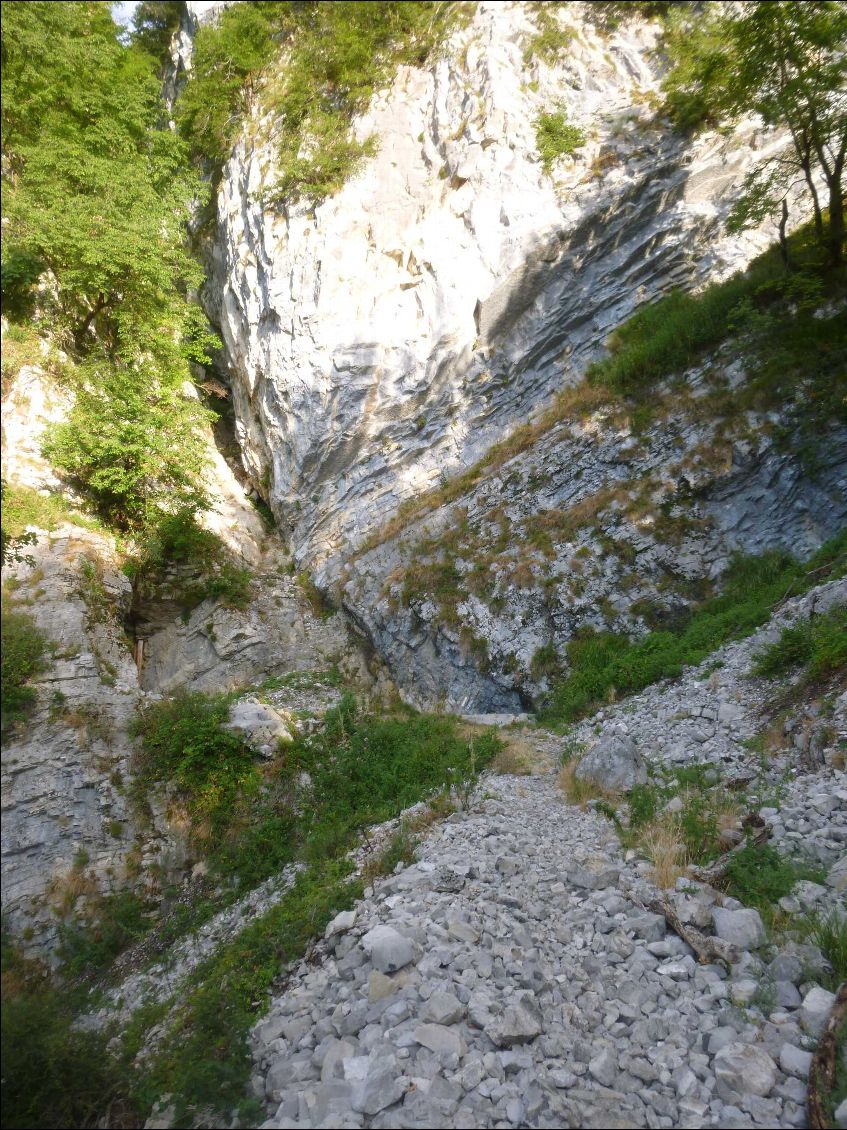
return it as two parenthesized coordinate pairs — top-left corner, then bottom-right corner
(1, 2), (218, 530)
(662, 0), (847, 265)
(177, 1), (473, 203)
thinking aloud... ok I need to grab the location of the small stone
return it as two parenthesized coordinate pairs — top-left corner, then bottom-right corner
(774, 980), (802, 1009)
(712, 907), (767, 950)
(414, 1023), (464, 1060)
(351, 1062), (407, 1116)
(714, 1043), (777, 1099)
(421, 991), (465, 1026)
(484, 994), (543, 1048)
(779, 1043), (813, 1079)
(368, 970), (404, 1003)
(800, 985), (836, 1036)
(588, 1047), (618, 1087)
(826, 856), (847, 892)
(361, 925), (414, 973)
(325, 910), (356, 939)
(568, 857), (620, 890)
(574, 731), (647, 792)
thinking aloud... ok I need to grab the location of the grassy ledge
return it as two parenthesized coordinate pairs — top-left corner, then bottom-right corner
(540, 532), (846, 727)
(2, 695), (500, 1128)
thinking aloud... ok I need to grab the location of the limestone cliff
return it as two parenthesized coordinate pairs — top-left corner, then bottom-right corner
(203, 1), (792, 577)
(199, 0), (844, 711)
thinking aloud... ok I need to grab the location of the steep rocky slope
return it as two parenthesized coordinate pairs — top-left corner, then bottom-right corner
(201, 0), (793, 578)
(248, 579), (846, 1130)
(0, 361), (374, 958)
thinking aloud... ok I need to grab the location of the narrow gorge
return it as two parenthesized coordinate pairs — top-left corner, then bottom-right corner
(1, 3), (845, 1129)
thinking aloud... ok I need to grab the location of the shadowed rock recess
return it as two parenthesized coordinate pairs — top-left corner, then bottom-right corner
(1, 2), (846, 1128)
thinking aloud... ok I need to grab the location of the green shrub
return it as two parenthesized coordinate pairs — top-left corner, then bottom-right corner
(1, 482), (100, 542)
(58, 891), (151, 978)
(541, 533), (846, 725)
(535, 108), (586, 172)
(178, 2), (473, 203)
(42, 362), (213, 532)
(297, 695), (501, 841)
(144, 860), (360, 1124)
(131, 691), (257, 843)
(126, 511), (253, 614)
(753, 604), (847, 680)
(804, 909), (847, 989)
(1, 979), (136, 1130)
(587, 217), (846, 401)
(723, 842), (825, 917)
(1, 600), (48, 739)
(524, 2), (572, 64)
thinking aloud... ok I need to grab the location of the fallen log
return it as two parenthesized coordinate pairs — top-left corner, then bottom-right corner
(808, 981), (847, 1130)
(619, 879), (740, 969)
(689, 824), (772, 885)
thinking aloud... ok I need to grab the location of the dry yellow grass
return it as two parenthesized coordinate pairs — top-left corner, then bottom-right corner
(48, 867), (98, 914)
(556, 759), (621, 809)
(492, 745), (532, 776)
(353, 382), (619, 558)
(639, 819), (688, 889)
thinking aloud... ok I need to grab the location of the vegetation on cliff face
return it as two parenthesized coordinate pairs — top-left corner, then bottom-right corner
(177, 0), (474, 203)
(540, 534), (847, 727)
(1, 1), (216, 533)
(662, 0), (847, 266)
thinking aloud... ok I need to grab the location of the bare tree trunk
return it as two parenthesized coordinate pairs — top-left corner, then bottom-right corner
(74, 292), (110, 349)
(828, 174), (844, 267)
(799, 158), (824, 240)
(808, 982), (847, 1129)
(778, 199), (790, 267)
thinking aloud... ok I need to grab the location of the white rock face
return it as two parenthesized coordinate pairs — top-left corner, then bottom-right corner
(0, 525), (143, 959)
(205, 1), (791, 580)
(0, 364), (71, 492)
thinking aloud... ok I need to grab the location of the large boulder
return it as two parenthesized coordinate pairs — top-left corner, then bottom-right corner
(574, 731), (647, 793)
(224, 696), (294, 756)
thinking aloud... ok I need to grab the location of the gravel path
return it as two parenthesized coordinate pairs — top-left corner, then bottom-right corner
(249, 762), (839, 1129)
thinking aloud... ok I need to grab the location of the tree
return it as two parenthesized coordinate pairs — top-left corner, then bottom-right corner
(1, 1), (205, 357)
(1, 2), (218, 532)
(663, 1), (847, 266)
(41, 359), (212, 530)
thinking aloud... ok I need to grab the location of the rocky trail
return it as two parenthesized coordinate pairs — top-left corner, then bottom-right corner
(247, 770), (842, 1130)
(243, 582), (846, 1130)
(61, 576), (845, 1130)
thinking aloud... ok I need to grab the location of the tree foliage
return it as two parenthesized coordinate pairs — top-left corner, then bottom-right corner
(663, 1), (847, 265)
(177, 1), (473, 204)
(41, 359), (212, 529)
(1, 2), (217, 530)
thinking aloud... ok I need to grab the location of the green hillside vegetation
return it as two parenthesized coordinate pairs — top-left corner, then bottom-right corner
(540, 533), (847, 726)
(178, 1), (474, 203)
(1, 1), (217, 535)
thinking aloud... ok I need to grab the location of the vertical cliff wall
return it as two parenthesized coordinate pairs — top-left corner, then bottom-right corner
(202, 1), (789, 582)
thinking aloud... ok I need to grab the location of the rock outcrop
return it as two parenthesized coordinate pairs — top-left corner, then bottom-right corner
(203, 1), (792, 580)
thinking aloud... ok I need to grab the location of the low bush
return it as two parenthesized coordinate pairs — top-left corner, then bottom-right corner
(540, 533), (846, 726)
(179, 2), (473, 203)
(523, 3), (572, 64)
(804, 909), (847, 989)
(535, 108), (586, 172)
(1, 935), (138, 1130)
(1, 482), (100, 541)
(722, 842), (825, 918)
(126, 510), (253, 614)
(1, 599), (48, 740)
(753, 604), (847, 681)
(58, 891), (151, 979)
(131, 691), (256, 845)
(588, 218), (846, 401)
